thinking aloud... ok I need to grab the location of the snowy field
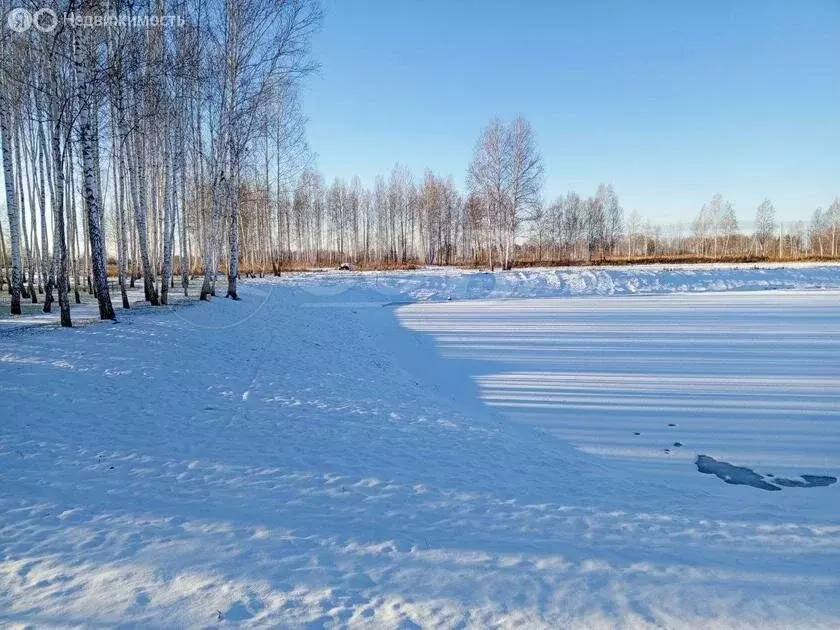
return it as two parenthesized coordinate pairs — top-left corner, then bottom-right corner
(2, 264), (840, 628)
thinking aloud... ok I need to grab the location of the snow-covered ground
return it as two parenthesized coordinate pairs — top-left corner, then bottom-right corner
(0, 280), (202, 333)
(274, 262), (840, 302)
(2, 265), (839, 628)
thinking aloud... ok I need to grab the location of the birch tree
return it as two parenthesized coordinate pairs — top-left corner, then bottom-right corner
(468, 117), (542, 270)
(74, 15), (114, 319)
(504, 117), (543, 269)
(0, 52), (23, 315)
(755, 199), (776, 255)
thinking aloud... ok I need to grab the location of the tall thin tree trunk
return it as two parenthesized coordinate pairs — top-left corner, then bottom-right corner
(111, 102), (130, 310)
(179, 116), (189, 296)
(75, 28), (115, 320)
(35, 88), (54, 312)
(0, 87), (22, 315)
(15, 119), (35, 302)
(122, 81), (159, 305)
(67, 147), (81, 303)
(160, 129), (175, 305)
(0, 208), (9, 292)
(50, 106), (71, 326)
(226, 168), (240, 300)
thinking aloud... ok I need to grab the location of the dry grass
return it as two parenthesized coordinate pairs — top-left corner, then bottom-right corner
(86, 253), (840, 281)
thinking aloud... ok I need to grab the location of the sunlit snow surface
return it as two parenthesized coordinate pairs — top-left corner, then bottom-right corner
(2, 265), (839, 628)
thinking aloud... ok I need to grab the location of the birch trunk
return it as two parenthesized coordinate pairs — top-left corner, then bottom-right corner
(111, 101), (130, 309)
(74, 28), (115, 320)
(0, 209), (8, 291)
(179, 115), (189, 295)
(122, 80), (159, 305)
(226, 168), (240, 300)
(67, 147), (81, 303)
(200, 172), (223, 300)
(15, 119), (35, 301)
(50, 104), (71, 327)
(105, 28), (130, 310)
(0, 87), (22, 315)
(35, 88), (54, 312)
(160, 130), (175, 305)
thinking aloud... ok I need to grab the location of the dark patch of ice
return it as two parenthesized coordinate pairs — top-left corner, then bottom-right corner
(773, 475), (837, 488)
(696, 455), (837, 492)
(696, 455), (781, 491)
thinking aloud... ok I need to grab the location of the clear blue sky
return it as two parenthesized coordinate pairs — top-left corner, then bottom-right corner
(303, 0), (839, 224)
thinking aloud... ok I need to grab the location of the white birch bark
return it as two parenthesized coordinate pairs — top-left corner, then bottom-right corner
(49, 90), (72, 327)
(0, 78), (22, 315)
(74, 26), (114, 320)
(160, 126), (175, 305)
(122, 79), (159, 305)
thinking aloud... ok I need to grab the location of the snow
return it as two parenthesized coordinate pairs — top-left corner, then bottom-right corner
(397, 290), (840, 497)
(2, 264), (840, 628)
(274, 262), (840, 303)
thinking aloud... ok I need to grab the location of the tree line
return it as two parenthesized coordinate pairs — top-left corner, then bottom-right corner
(2, 0), (839, 326)
(528, 193), (840, 264)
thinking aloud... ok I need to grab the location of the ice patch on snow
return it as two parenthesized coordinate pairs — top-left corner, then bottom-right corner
(696, 455), (838, 492)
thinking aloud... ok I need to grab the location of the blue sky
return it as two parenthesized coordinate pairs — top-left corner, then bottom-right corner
(303, 0), (839, 224)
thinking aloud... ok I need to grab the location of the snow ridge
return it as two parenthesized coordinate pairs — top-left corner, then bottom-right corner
(272, 263), (840, 303)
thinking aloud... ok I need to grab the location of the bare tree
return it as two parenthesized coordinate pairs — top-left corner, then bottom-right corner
(597, 184), (623, 256)
(504, 117), (543, 269)
(755, 199), (776, 255)
(467, 117), (543, 270)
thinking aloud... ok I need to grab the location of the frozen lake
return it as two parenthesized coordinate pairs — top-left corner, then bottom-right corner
(398, 290), (840, 492)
